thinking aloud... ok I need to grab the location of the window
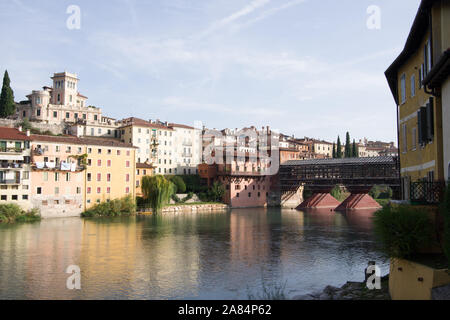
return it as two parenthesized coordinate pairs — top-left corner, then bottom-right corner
(88, 148), (92, 154)
(12, 195), (18, 201)
(43, 172), (48, 181)
(107, 187), (111, 194)
(77, 187), (81, 194)
(126, 161), (130, 167)
(66, 112), (70, 119)
(97, 159), (102, 166)
(107, 160), (111, 167)
(248, 193), (252, 197)
(126, 174), (130, 182)
(107, 174), (111, 182)
(55, 187), (59, 195)
(400, 74), (406, 104)
(97, 173), (101, 181)
(53, 111), (58, 118)
(1, 195), (6, 201)
(23, 171), (29, 180)
(412, 127), (417, 151)
(97, 187), (101, 194)
(126, 187), (130, 194)
(117, 150), (121, 155)
(87, 187), (91, 194)
(22, 195), (28, 200)
(66, 173), (70, 182)
(55, 172), (59, 182)
(411, 75), (416, 97)
(98, 149), (102, 154)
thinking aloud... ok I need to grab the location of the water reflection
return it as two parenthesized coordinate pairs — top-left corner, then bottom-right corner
(0, 208), (388, 300)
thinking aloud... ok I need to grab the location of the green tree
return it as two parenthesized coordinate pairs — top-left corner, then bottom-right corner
(344, 132), (351, 158)
(169, 175), (186, 193)
(336, 136), (342, 158)
(0, 70), (16, 118)
(332, 143), (336, 158)
(352, 139), (358, 158)
(141, 175), (175, 213)
(209, 181), (225, 202)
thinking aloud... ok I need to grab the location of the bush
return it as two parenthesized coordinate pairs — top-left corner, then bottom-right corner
(0, 204), (41, 223)
(440, 184), (450, 266)
(373, 205), (434, 259)
(82, 196), (136, 217)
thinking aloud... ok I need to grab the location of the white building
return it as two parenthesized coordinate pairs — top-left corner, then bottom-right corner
(169, 123), (202, 175)
(16, 72), (103, 126)
(0, 127), (32, 210)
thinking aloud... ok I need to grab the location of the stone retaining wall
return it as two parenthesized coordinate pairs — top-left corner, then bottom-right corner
(139, 204), (229, 215)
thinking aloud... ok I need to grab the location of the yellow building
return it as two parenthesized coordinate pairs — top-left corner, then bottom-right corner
(385, 0), (449, 200)
(135, 163), (154, 197)
(83, 137), (136, 209)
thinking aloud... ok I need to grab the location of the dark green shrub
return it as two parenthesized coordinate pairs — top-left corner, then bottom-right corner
(0, 204), (40, 223)
(169, 176), (186, 193)
(373, 205), (434, 258)
(171, 193), (181, 203)
(82, 196), (136, 217)
(440, 184), (450, 266)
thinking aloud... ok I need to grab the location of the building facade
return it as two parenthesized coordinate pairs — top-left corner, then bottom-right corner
(16, 72), (103, 126)
(0, 127), (32, 210)
(386, 0), (449, 199)
(169, 123), (202, 175)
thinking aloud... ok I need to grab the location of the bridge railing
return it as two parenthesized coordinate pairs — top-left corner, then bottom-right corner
(410, 181), (446, 204)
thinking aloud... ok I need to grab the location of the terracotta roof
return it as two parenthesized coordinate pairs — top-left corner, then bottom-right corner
(77, 92), (88, 99)
(31, 134), (135, 148)
(168, 123), (195, 130)
(118, 117), (173, 130)
(136, 163), (155, 169)
(0, 127), (32, 141)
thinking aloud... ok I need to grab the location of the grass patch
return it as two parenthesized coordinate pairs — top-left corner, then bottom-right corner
(0, 204), (41, 224)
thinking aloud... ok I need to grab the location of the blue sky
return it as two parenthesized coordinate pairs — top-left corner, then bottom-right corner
(0, 0), (421, 143)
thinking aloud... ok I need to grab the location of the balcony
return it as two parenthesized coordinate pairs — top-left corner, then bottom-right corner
(0, 179), (20, 185)
(183, 141), (193, 146)
(182, 152), (193, 158)
(32, 162), (85, 172)
(0, 147), (25, 154)
(0, 162), (24, 170)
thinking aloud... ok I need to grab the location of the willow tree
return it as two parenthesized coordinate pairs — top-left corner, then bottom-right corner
(141, 175), (175, 213)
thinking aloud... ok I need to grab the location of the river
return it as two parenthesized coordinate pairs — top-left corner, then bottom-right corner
(0, 207), (389, 300)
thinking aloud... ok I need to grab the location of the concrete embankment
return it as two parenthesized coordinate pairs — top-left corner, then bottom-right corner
(138, 203), (229, 215)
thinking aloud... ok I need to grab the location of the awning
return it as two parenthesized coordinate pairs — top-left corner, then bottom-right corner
(0, 155), (24, 161)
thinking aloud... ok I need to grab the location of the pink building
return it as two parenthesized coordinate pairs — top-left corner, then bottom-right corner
(30, 135), (86, 218)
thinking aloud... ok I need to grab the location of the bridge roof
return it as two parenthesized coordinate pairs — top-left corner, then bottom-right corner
(282, 156), (397, 166)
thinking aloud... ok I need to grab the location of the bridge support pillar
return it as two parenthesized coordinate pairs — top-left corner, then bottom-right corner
(297, 193), (341, 210)
(335, 193), (381, 211)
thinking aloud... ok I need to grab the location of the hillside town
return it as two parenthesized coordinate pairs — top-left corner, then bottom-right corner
(0, 70), (398, 217)
(0, 0), (449, 304)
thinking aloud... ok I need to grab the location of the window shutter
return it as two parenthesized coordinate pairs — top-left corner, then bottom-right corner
(420, 106), (428, 143)
(426, 98), (434, 141)
(418, 109), (423, 144)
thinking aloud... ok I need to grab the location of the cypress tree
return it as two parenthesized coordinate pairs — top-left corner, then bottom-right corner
(344, 132), (351, 158)
(332, 143), (336, 158)
(0, 70), (16, 118)
(352, 139), (358, 158)
(336, 136), (342, 158)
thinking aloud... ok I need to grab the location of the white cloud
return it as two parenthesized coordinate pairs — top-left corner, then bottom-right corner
(195, 0), (271, 39)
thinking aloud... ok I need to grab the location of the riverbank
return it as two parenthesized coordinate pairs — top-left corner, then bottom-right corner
(292, 275), (390, 300)
(138, 203), (229, 215)
(0, 204), (41, 224)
